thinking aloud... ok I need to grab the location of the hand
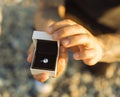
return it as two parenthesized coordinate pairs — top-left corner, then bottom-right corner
(47, 19), (103, 65)
(27, 43), (68, 82)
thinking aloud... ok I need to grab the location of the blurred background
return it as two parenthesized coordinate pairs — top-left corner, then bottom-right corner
(0, 0), (120, 97)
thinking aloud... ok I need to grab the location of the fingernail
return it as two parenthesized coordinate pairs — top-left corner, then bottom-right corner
(27, 55), (30, 62)
(62, 39), (70, 46)
(27, 53), (32, 63)
(52, 33), (58, 39)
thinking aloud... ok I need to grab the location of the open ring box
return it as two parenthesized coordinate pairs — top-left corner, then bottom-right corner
(30, 31), (59, 77)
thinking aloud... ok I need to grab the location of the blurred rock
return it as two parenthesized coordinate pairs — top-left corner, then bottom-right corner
(81, 72), (93, 84)
(105, 63), (117, 78)
(0, 7), (2, 35)
(117, 68), (120, 76)
(0, 0), (38, 97)
(2, 91), (10, 97)
(78, 85), (87, 97)
(94, 78), (109, 91)
(3, 0), (23, 5)
(61, 94), (69, 97)
(115, 77), (120, 86)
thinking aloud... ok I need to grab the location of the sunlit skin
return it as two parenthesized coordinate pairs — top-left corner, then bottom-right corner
(27, 19), (104, 82)
(47, 19), (103, 65)
(28, 19), (120, 82)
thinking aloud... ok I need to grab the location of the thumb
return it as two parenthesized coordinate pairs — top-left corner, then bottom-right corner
(56, 46), (68, 77)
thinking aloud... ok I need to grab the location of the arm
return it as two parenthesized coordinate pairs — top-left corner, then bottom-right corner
(47, 19), (120, 65)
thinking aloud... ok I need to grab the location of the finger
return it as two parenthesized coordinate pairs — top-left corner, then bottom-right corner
(47, 19), (76, 34)
(83, 50), (102, 66)
(62, 34), (94, 48)
(27, 51), (34, 63)
(56, 46), (68, 77)
(27, 43), (35, 63)
(83, 57), (101, 66)
(73, 49), (96, 60)
(33, 73), (49, 82)
(52, 24), (89, 40)
(27, 43), (34, 54)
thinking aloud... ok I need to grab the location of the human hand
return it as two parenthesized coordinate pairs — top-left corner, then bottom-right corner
(47, 19), (104, 65)
(27, 42), (68, 82)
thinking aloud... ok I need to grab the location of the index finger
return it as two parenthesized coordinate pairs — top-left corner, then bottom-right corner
(47, 19), (76, 34)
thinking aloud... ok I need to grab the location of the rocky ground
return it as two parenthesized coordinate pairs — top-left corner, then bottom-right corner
(0, 0), (120, 97)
